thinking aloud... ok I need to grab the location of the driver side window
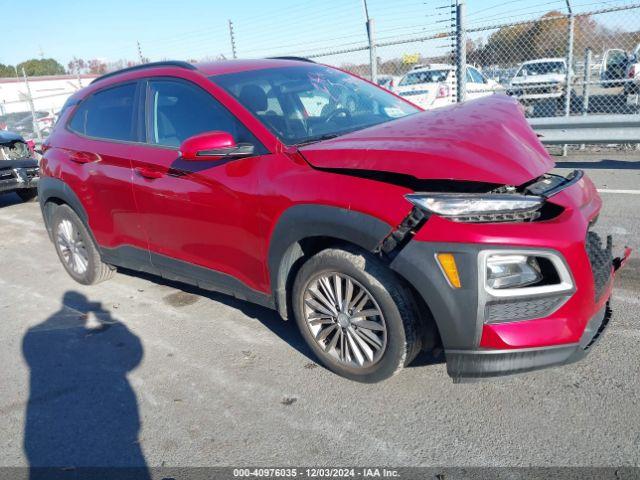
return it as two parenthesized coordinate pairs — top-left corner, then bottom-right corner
(147, 79), (261, 149)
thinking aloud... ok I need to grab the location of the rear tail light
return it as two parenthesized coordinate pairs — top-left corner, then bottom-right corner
(436, 84), (449, 99)
(629, 65), (636, 78)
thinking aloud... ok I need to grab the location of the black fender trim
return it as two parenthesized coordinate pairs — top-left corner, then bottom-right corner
(268, 204), (393, 318)
(37, 177), (89, 241)
(389, 241), (481, 350)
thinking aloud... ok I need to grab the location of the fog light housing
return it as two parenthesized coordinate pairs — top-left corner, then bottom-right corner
(486, 254), (542, 289)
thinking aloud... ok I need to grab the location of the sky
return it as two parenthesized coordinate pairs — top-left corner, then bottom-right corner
(0, 0), (636, 68)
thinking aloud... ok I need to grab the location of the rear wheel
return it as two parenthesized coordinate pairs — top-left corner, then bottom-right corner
(292, 246), (421, 383)
(50, 204), (115, 285)
(16, 188), (37, 203)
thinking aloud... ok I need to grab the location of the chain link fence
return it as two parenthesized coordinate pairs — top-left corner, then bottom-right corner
(2, 1), (639, 147)
(292, 1), (640, 148)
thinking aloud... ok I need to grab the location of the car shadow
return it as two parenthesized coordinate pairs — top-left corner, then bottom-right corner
(22, 291), (150, 480)
(554, 159), (640, 170)
(117, 269), (445, 372)
(117, 268), (317, 363)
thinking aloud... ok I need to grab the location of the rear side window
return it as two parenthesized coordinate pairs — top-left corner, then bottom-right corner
(68, 83), (137, 141)
(147, 79), (260, 148)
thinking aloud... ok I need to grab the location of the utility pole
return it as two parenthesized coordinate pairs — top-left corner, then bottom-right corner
(137, 40), (145, 64)
(361, 0), (377, 83)
(455, 0), (466, 103)
(228, 20), (237, 59)
(21, 67), (42, 143)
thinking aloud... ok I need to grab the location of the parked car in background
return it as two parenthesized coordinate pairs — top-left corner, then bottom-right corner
(0, 131), (39, 202)
(0, 110), (53, 139)
(376, 74), (400, 92)
(507, 58), (575, 114)
(600, 48), (630, 88)
(395, 64), (500, 109)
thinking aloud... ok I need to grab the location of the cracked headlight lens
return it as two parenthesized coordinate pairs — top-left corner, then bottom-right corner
(405, 193), (544, 223)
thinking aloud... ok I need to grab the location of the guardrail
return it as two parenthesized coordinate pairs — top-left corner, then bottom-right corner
(528, 115), (640, 145)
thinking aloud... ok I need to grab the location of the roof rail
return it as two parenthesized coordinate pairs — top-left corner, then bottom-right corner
(267, 56), (315, 63)
(91, 61), (197, 84)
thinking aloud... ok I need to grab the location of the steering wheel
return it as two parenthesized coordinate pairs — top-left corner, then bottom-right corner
(323, 107), (352, 124)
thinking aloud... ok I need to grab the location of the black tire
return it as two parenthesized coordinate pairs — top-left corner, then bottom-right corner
(50, 204), (115, 285)
(16, 188), (38, 203)
(292, 246), (422, 383)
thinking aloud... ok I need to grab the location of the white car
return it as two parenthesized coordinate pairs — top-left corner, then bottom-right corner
(507, 58), (572, 104)
(394, 64), (500, 110)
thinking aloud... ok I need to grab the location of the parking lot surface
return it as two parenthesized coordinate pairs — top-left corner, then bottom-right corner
(1, 152), (639, 468)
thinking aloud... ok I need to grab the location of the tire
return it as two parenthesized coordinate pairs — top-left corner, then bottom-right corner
(16, 188), (38, 203)
(50, 204), (115, 285)
(292, 246), (422, 383)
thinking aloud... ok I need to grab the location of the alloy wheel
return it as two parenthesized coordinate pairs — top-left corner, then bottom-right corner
(56, 219), (89, 275)
(303, 272), (387, 368)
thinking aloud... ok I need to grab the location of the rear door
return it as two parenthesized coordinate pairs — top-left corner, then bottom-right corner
(129, 77), (270, 292)
(63, 82), (148, 260)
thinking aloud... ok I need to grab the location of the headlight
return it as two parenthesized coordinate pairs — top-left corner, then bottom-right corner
(486, 254), (542, 289)
(405, 193), (543, 223)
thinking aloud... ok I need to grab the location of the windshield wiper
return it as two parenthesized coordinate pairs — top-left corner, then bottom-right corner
(294, 133), (341, 146)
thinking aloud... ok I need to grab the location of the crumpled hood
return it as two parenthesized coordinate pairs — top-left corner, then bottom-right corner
(299, 95), (554, 186)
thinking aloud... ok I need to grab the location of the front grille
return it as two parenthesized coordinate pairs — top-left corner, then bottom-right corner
(585, 231), (613, 301)
(485, 295), (569, 323)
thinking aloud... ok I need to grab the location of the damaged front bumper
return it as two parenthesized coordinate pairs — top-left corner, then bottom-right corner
(0, 159), (39, 194)
(390, 171), (631, 381)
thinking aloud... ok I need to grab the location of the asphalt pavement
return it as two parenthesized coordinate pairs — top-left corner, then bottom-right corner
(0, 151), (638, 470)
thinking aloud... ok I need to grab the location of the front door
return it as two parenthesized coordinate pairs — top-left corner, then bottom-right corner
(130, 77), (270, 293)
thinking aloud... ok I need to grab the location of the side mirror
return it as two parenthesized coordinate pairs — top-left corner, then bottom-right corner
(179, 131), (254, 161)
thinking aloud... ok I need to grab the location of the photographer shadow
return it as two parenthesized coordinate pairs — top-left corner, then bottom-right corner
(22, 291), (149, 479)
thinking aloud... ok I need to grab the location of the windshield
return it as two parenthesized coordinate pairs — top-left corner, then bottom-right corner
(399, 69), (450, 86)
(212, 65), (419, 145)
(516, 61), (565, 76)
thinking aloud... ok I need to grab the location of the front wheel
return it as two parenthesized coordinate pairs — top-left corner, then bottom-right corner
(292, 247), (422, 383)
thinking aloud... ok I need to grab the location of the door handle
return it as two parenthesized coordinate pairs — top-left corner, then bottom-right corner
(135, 167), (164, 179)
(70, 151), (100, 164)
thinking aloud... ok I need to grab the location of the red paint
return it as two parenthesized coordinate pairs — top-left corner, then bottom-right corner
(179, 131), (235, 160)
(41, 59), (620, 354)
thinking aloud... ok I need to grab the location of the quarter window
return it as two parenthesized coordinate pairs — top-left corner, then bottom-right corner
(68, 83), (137, 141)
(147, 79), (259, 148)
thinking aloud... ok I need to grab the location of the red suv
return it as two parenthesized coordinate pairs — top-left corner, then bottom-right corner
(38, 58), (629, 383)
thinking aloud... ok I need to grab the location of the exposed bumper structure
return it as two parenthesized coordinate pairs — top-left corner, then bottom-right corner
(0, 159), (39, 194)
(390, 173), (631, 381)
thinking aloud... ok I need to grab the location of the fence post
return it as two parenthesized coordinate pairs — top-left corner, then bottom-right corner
(582, 48), (592, 115)
(362, 0), (377, 83)
(368, 18), (377, 84)
(21, 68), (42, 144)
(229, 20), (238, 59)
(562, 0), (574, 156)
(580, 48), (592, 150)
(455, 0), (467, 103)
